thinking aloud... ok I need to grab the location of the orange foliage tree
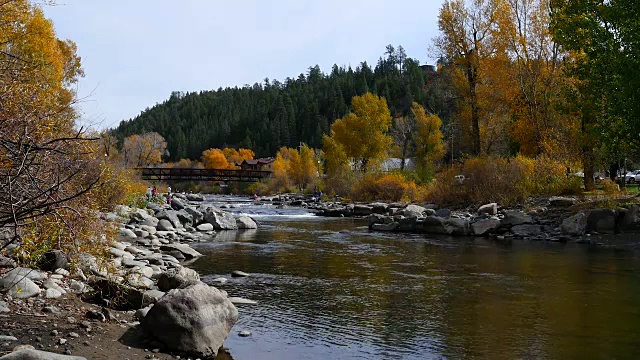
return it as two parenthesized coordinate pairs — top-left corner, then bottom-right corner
(201, 147), (254, 169)
(201, 148), (230, 169)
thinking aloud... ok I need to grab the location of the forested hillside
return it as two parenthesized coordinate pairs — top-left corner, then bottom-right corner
(111, 46), (452, 160)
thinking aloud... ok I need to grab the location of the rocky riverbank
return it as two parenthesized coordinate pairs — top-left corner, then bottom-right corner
(259, 195), (640, 243)
(0, 193), (258, 359)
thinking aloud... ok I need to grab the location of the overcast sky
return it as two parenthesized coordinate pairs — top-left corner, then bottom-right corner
(43, 0), (445, 130)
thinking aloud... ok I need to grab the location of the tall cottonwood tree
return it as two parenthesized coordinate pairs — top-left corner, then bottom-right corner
(551, 0), (640, 188)
(498, 0), (577, 160)
(434, 0), (505, 155)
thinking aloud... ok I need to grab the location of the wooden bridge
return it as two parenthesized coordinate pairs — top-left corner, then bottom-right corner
(139, 167), (271, 182)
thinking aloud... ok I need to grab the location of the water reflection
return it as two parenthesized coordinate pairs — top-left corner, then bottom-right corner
(192, 199), (640, 360)
(212, 229), (258, 242)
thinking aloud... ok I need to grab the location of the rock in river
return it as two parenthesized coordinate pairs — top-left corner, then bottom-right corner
(142, 282), (238, 358)
(231, 270), (249, 277)
(561, 212), (587, 236)
(202, 206), (238, 230)
(471, 219), (501, 236)
(236, 215), (258, 229)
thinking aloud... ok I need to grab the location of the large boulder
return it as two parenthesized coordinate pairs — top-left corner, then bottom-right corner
(130, 208), (153, 223)
(160, 243), (202, 259)
(353, 205), (373, 216)
(140, 217), (159, 227)
(142, 283), (238, 358)
(186, 193), (205, 202)
(398, 217), (417, 231)
(202, 207), (238, 230)
(370, 203), (388, 214)
(176, 209), (194, 227)
(435, 208), (451, 219)
(170, 197), (186, 210)
(502, 211), (533, 226)
(119, 228), (137, 239)
(0, 349), (87, 359)
(548, 196), (577, 207)
(561, 212), (588, 236)
(236, 216), (257, 229)
(184, 207), (204, 225)
(478, 203), (498, 215)
(620, 205), (640, 232)
(586, 208), (617, 234)
(157, 267), (201, 291)
(511, 224), (542, 237)
(444, 218), (470, 236)
(156, 219), (175, 231)
(156, 209), (183, 229)
(403, 204), (425, 218)
(0, 255), (16, 268)
(0, 268), (42, 298)
(422, 216), (448, 234)
(196, 223), (214, 232)
(367, 214), (386, 227)
(38, 250), (67, 272)
(471, 219), (501, 236)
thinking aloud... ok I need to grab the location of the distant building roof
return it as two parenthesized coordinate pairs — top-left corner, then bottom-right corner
(237, 158), (275, 166)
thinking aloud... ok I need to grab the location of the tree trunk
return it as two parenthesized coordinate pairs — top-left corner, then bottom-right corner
(400, 138), (409, 171)
(583, 145), (595, 191)
(467, 55), (481, 155)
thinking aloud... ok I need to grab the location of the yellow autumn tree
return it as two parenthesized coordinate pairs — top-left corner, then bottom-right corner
(0, 1), (143, 266)
(270, 147), (295, 191)
(412, 103), (445, 179)
(268, 146), (320, 192)
(328, 93), (392, 173)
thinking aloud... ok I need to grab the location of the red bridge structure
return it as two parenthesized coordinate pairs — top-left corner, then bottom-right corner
(138, 167), (271, 182)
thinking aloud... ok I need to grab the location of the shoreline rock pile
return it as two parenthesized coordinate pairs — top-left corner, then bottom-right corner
(302, 196), (640, 242)
(0, 193), (257, 359)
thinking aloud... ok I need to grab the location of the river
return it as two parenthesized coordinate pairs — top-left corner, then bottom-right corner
(190, 196), (640, 360)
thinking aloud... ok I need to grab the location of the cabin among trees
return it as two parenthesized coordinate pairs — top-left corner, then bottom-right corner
(238, 158), (275, 172)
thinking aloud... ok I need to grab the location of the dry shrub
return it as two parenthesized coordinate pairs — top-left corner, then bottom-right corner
(601, 179), (620, 194)
(247, 181), (270, 196)
(427, 155), (582, 206)
(351, 173), (427, 202)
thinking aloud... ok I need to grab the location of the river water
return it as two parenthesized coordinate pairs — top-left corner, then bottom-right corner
(190, 196), (640, 360)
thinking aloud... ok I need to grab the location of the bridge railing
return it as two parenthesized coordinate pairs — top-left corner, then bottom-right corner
(137, 167), (272, 182)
